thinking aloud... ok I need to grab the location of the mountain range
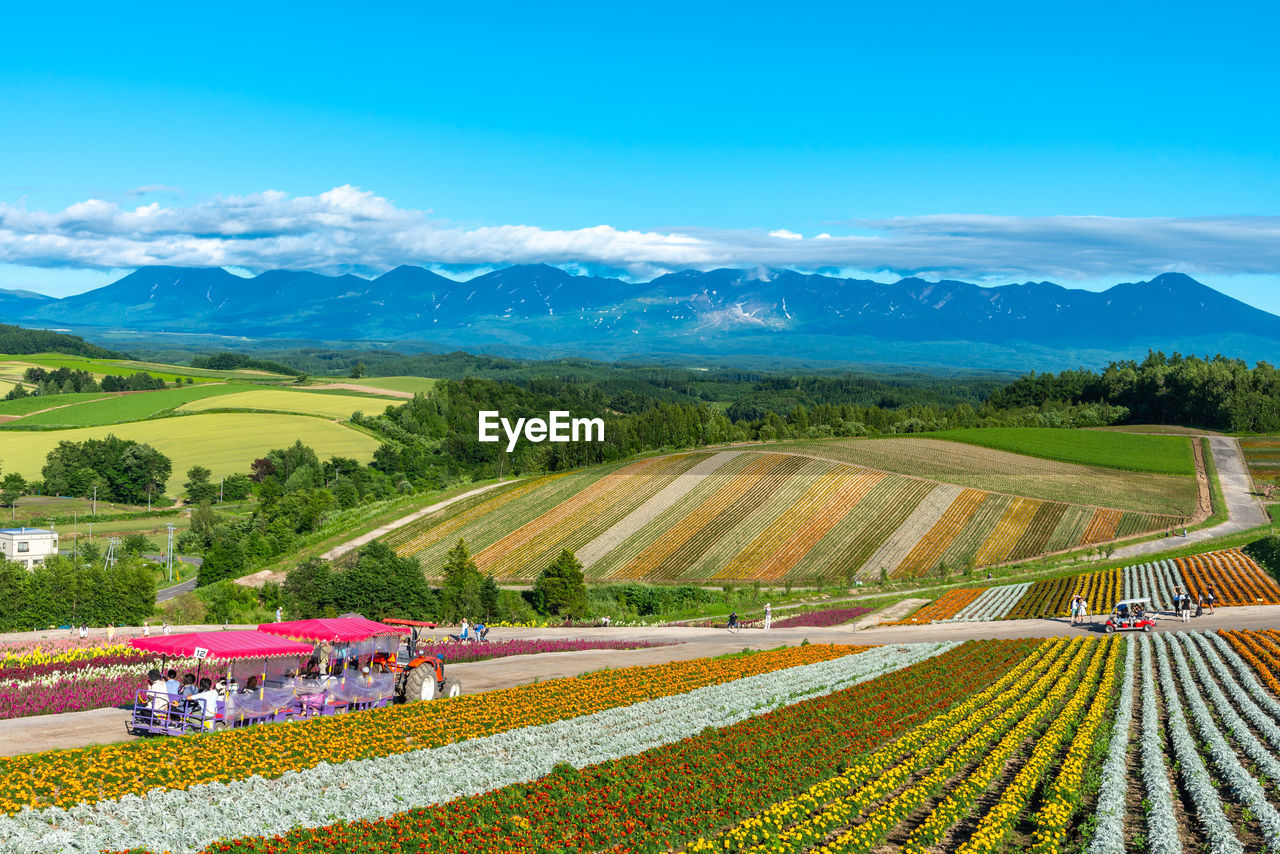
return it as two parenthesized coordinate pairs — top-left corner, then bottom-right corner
(6, 266), (1279, 370)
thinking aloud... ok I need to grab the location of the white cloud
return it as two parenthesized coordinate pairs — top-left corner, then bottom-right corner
(2, 187), (1280, 285)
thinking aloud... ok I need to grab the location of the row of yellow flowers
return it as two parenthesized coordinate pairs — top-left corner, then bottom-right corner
(811, 636), (1099, 854)
(954, 637), (1121, 854)
(685, 636), (1067, 854)
(0, 643), (864, 816)
(1027, 638), (1126, 853)
(0, 642), (137, 668)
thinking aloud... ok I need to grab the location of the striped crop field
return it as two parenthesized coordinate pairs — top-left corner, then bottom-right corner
(888, 587), (984, 624)
(379, 447), (1191, 583)
(1175, 548), (1280, 605)
(1241, 437), (1280, 487)
(1007, 569), (1121, 619)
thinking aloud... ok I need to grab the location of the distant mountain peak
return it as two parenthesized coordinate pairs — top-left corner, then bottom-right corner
(9, 265), (1280, 370)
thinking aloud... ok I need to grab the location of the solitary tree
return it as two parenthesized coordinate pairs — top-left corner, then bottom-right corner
(184, 466), (218, 504)
(531, 549), (588, 619)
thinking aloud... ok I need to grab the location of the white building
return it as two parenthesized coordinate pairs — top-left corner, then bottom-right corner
(0, 528), (59, 568)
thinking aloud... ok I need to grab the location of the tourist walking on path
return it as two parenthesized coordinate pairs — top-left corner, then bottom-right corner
(78, 624), (87, 640)
(1206, 585), (1216, 615)
(764, 602), (772, 630)
(106, 623), (115, 642)
(1181, 592), (1192, 623)
(1069, 594), (1080, 625)
(162, 621), (170, 636)
(143, 621), (151, 638)
(727, 611), (739, 633)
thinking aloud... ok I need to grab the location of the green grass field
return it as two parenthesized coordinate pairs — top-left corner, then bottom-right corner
(0, 353), (292, 383)
(0, 412), (381, 493)
(7, 384), (241, 427)
(177, 388), (397, 419)
(0, 392), (113, 417)
(352, 376), (437, 394)
(918, 427), (1195, 475)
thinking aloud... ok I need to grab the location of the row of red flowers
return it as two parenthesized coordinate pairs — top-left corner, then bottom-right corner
(153, 639), (1040, 854)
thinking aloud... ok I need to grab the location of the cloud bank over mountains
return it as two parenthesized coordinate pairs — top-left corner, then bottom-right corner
(2, 185), (1280, 284)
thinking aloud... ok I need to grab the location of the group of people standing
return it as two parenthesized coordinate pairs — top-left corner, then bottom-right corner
(1172, 586), (1216, 622)
(1069, 594), (1091, 624)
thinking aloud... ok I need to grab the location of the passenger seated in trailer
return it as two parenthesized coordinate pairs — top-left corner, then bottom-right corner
(240, 676), (260, 695)
(1132, 602), (1145, 620)
(147, 668), (169, 717)
(190, 678), (220, 729)
(165, 669), (181, 697)
(1114, 602), (1130, 621)
(180, 673), (197, 698)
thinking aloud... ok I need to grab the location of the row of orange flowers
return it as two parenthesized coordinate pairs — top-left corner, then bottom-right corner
(0, 642), (863, 815)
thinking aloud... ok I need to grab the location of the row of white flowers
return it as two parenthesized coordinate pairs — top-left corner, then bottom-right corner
(0, 662), (149, 690)
(1138, 635), (1183, 854)
(0, 642), (955, 854)
(1086, 636), (1136, 854)
(1205, 631), (1280, 721)
(946, 582), (1029, 622)
(1182, 634), (1280, 768)
(1166, 634), (1280, 848)
(1121, 560), (1185, 611)
(1149, 634), (1242, 854)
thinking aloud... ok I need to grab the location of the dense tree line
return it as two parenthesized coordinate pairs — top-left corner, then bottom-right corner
(42, 436), (172, 504)
(5, 368), (167, 399)
(0, 325), (125, 359)
(0, 557), (155, 631)
(352, 376), (1130, 481)
(988, 352), (1280, 432)
(185, 440), (404, 584)
(190, 351), (303, 377)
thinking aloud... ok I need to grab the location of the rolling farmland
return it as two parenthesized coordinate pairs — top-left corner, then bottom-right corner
(1241, 437), (1280, 488)
(385, 446), (1188, 583)
(0, 412), (381, 493)
(767, 437), (1198, 515)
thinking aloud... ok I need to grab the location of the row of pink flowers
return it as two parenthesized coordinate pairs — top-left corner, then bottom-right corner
(771, 606), (872, 628)
(0, 672), (143, 720)
(426, 638), (673, 664)
(0, 650), (150, 682)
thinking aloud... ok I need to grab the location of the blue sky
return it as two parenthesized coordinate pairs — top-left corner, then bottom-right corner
(2, 1), (1279, 308)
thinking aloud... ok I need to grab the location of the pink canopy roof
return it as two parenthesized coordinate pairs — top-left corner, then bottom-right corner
(129, 630), (314, 660)
(256, 617), (409, 643)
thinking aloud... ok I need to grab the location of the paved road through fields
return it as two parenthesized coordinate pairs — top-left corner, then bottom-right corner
(1111, 436), (1269, 560)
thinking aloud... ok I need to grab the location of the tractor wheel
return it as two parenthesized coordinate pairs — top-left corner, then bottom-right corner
(1104, 624), (1115, 634)
(442, 677), (462, 698)
(403, 666), (438, 702)
(1144, 623), (1153, 632)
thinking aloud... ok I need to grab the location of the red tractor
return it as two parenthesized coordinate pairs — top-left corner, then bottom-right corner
(376, 619), (463, 701)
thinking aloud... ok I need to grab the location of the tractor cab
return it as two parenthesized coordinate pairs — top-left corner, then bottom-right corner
(380, 618), (462, 702)
(1105, 598), (1156, 633)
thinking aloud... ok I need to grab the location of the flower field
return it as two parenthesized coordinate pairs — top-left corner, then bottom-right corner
(20, 630), (1280, 853)
(75, 639), (1037, 854)
(380, 448), (1186, 583)
(889, 547), (1280, 625)
(0, 643), (864, 816)
(1175, 548), (1280, 605)
(769, 606), (872, 628)
(1241, 437), (1280, 487)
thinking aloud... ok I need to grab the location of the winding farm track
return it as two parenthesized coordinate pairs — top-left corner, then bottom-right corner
(321, 481), (512, 560)
(5, 605), (1280, 757)
(1111, 436), (1268, 560)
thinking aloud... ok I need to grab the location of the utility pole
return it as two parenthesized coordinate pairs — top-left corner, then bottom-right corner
(165, 523), (176, 583)
(219, 477), (224, 503)
(147, 487), (151, 512)
(105, 537), (121, 569)
(92, 485), (97, 516)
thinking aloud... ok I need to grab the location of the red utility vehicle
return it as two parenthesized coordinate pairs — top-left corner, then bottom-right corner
(1104, 598), (1155, 633)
